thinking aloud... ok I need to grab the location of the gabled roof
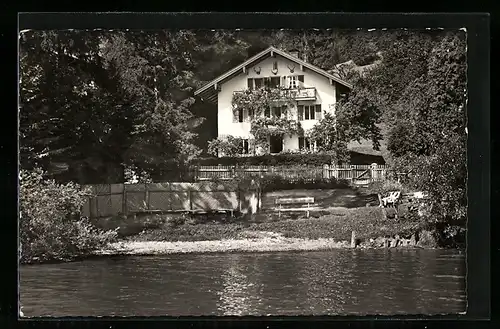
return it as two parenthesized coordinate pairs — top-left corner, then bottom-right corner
(194, 46), (353, 103)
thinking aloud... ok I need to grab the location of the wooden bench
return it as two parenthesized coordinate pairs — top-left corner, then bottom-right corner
(275, 197), (316, 218)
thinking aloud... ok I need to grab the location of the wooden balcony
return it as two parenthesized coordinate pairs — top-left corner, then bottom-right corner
(287, 87), (317, 101)
(233, 87), (317, 101)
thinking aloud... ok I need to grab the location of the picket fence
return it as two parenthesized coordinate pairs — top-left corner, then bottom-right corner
(193, 164), (391, 184)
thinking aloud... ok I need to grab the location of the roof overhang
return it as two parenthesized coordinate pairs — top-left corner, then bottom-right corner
(194, 46), (353, 104)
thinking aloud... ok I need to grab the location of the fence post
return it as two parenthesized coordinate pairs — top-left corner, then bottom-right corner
(145, 183), (150, 211)
(122, 185), (127, 216)
(351, 165), (355, 184)
(351, 231), (357, 248)
(371, 163), (377, 183)
(188, 189), (193, 211)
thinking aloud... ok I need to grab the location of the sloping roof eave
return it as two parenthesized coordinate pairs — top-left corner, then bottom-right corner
(194, 46), (353, 97)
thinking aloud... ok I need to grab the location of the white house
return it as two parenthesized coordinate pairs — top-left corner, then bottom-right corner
(194, 46), (353, 156)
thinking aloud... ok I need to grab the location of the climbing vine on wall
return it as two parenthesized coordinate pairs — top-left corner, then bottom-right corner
(231, 87), (302, 153)
(250, 117), (303, 152)
(231, 87), (297, 117)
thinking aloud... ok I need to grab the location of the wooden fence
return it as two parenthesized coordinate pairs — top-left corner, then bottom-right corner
(81, 182), (259, 219)
(193, 164), (391, 185)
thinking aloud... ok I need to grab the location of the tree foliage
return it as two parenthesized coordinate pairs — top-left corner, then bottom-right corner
(386, 33), (467, 232)
(207, 135), (245, 157)
(19, 168), (117, 263)
(19, 30), (204, 183)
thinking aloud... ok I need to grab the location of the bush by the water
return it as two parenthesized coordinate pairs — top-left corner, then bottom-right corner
(19, 169), (117, 264)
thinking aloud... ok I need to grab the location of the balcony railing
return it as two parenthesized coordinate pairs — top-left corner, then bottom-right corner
(233, 87), (317, 101)
(287, 87), (317, 100)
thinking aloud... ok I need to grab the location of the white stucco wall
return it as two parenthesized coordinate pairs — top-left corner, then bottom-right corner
(217, 54), (340, 152)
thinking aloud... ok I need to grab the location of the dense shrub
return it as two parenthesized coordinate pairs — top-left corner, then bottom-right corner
(192, 153), (334, 166)
(258, 175), (350, 192)
(191, 151), (385, 167)
(19, 168), (118, 264)
(367, 180), (411, 196)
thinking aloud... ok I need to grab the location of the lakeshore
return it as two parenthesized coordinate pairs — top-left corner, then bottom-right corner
(93, 206), (442, 258)
(97, 232), (428, 258)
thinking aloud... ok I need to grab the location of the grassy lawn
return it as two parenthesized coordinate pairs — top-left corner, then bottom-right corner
(122, 206), (424, 244)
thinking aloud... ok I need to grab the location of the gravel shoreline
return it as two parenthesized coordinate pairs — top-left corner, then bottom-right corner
(96, 230), (428, 256)
(97, 236), (353, 256)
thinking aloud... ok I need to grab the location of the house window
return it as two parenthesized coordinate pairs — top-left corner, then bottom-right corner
(271, 105), (287, 119)
(264, 107), (271, 118)
(271, 106), (281, 118)
(254, 78), (263, 89)
(242, 139), (249, 154)
(247, 78), (253, 90)
(270, 76), (280, 88)
(298, 137), (313, 151)
(286, 75), (304, 89)
(299, 105), (321, 121)
(270, 135), (283, 154)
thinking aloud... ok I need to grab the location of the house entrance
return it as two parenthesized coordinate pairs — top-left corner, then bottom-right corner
(269, 135), (283, 154)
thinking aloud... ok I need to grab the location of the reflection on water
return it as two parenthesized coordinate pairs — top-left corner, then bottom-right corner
(19, 249), (466, 317)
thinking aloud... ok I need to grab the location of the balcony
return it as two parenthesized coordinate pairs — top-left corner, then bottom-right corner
(287, 87), (317, 101)
(233, 87), (317, 101)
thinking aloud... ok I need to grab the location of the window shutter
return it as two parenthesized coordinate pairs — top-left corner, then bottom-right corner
(247, 78), (253, 90)
(248, 138), (255, 155)
(298, 105), (304, 121)
(264, 108), (271, 118)
(299, 137), (304, 149)
(233, 109), (239, 123)
(305, 138), (310, 150)
(305, 106), (310, 120)
(243, 139), (249, 154)
(315, 104), (322, 120)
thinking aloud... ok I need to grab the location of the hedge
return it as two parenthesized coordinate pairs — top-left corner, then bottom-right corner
(191, 151), (385, 166)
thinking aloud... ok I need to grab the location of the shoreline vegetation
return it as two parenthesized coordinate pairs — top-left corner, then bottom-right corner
(21, 203), (464, 265)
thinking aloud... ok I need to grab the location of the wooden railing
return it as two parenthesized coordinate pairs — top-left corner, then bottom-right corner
(233, 87), (317, 101)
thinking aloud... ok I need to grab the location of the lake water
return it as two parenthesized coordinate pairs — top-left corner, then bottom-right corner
(19, 249), (466, 317)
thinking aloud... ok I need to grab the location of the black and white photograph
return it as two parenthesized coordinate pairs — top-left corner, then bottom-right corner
(19, 20), (469, 317)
